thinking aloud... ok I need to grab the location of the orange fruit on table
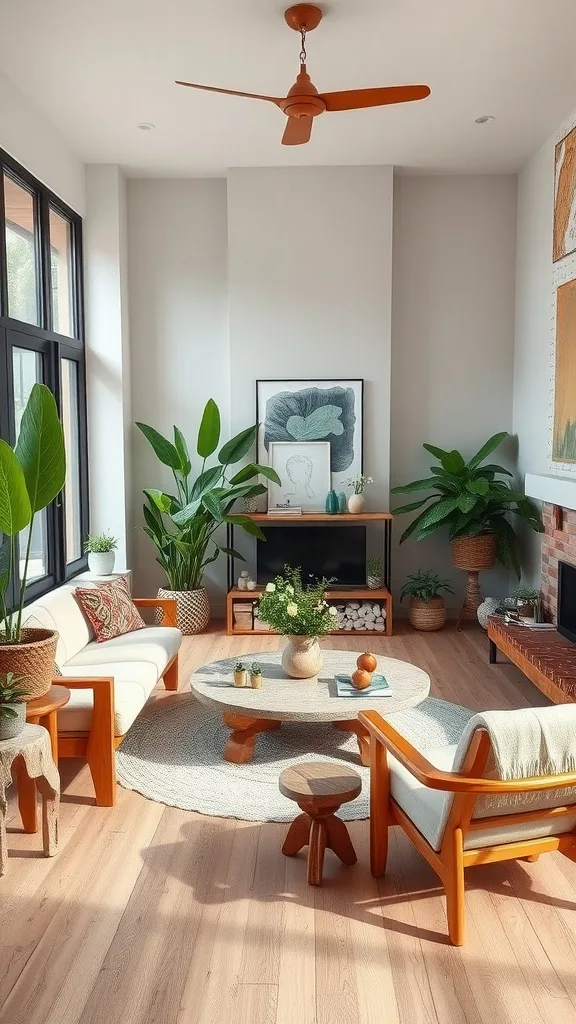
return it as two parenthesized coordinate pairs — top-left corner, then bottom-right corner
(357, 652), (377, 674)
(351, 668), (372, 691)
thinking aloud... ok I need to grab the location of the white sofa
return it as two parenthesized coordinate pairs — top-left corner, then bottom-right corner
(23, 583), (182, 805)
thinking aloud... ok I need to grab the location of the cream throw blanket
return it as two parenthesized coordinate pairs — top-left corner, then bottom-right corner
(453, 705), (576, 781)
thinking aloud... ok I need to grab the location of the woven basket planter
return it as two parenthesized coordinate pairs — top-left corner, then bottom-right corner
(157, 587), (210, 635)
(409, 597), (446, 632)
(451, 533), (497, 572)
(0, 628), (58, 700)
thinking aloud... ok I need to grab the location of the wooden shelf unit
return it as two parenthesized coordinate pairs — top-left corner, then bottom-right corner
(226, 586), (393, 637)
(246, 512), (393, 523)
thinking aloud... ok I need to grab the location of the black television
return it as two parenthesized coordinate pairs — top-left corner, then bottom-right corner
(558, 560), (576, 644)
(256, 524), (366, 588)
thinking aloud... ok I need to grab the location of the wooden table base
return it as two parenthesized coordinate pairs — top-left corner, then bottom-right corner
(282, 804), (358, 886)
(334, 719), (371, 766)
(221, 712), (371, 766)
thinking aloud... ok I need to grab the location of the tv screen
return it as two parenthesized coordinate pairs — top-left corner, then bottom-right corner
(558, 560), (576, 644)
(257, 525), (366, 588)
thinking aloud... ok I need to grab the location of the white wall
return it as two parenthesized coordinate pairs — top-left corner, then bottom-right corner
(127, 179), (229, 601)
(0, 68), (85, 213)
(391, 175), (518, 607)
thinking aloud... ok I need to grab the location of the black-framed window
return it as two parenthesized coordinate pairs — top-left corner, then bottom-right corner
(0, 147), (89, 608)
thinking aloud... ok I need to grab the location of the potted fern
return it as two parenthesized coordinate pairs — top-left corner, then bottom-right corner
(0, 384), (66, 698)
(137, 399), (279, 634)
(84, 532), (119, 575)
(400, 571), (454, 631)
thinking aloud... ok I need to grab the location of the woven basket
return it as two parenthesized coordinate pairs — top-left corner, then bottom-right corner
(0, 628), (58, 700)
(157, 587), (210, 635)
(451, 533), (497, 572)
(409, 597), (446, 632)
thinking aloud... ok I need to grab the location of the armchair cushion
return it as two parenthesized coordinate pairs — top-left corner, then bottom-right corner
(59, 660), (158, 736)
(65, 626), (182, 677)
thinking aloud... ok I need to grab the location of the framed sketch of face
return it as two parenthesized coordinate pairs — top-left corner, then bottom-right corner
(267, 441), (331, 512)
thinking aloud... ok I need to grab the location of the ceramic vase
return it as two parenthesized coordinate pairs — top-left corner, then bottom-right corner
(88, 551), (115, 575)
(338, 491), (347, 513)
(0, 703), (26, 740)
(348, 493), (365, 514)
(281, 636), (323, 679)
(325, 490), (339, 515)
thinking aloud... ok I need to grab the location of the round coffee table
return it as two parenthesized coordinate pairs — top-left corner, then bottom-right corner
(191, 650), (430, 765)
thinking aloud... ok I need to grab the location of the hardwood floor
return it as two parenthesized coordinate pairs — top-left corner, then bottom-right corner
(2, 624), (576, 1024)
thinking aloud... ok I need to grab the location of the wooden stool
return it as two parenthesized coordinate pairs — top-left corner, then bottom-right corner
(279, 762), (362, 886)
(0, 724), (60, 876)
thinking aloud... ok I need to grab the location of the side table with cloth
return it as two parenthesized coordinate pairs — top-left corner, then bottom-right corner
(0, 724), (60, 876)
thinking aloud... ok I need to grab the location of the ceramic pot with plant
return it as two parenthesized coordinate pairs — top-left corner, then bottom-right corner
(400, 571), (455, 632)
(0, 673), (30, 740)
(512, 585), (541, 622)
(233, 662), (247, 687)
(256, 567), (338, 678)
(84, 532), (119, 575)
(347, 474), (374, 514)
(366, 555), (384, 590)
(250, 664), (262, 688)
(136, 399), (280, 634)
(0, 384), (65, 698)
(392, 432), (543, 624)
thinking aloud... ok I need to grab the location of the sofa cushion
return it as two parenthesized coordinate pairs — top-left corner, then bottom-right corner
(66, 626), (182, 677)
(22, 585), (94, 667)
(59, 660), (158, 736)
(74, 577), (145, 642)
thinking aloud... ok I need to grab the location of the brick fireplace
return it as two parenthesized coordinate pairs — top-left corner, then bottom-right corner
(541, 502), (576, 623)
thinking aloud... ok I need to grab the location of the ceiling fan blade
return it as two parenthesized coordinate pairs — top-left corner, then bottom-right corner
(320, 85), (431, 112)
(175, 81), (283, 106)
(282, 116), (313, 146)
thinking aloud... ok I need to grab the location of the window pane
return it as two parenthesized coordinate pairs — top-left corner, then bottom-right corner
(4, 176), (39, 326)
(12, 347), (47, 582)
(61, 359), (82, 563)
(50, 208), (74, 337)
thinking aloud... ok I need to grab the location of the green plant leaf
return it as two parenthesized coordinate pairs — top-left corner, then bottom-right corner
(398, 505), (438, 544)
(197, 399), (221, 458)
(173, 426), (191, 476)
(440, 450), (465, 475)
(423, 443), (450, 463)
(468, 431), (508, 470)
(229, 463), (281, 486)
(390, 477), (441, 495)
(218, 425), (257, 466)
(466, 477), (489, 495)
(0, 706), (18, 719)
(0, 440), (31, 536)
(189, 465), (223, 501)
(219, 546), (246, 560)
(144, 488), (174, 515)
(201, 490), (224, 522)
(474, 463), (513, 478)
(456, 492), (479, 514)
(170, 498), (202, 527)
(223, 514), (266, 540)
(14, 383), (66, 514)
(418, 497), (459, 531)
(136, 422), (181, 470)
(392, 496), (435, 516)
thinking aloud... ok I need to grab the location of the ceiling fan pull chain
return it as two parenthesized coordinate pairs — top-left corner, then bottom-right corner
(299, 27), (307, 67)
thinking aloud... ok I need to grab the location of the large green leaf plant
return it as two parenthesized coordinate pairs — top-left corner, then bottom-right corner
(136, 400), (280, 591)
(0, 384), (66, 642)
(391, 431), (543, 577)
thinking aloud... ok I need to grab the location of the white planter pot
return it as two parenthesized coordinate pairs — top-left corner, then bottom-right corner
(158, 587), (210, 635)
(347, 493), (365, 515)
(88, 551), (115, 575)
(0, 702), (26, 740)
(281, 636), (323, 679)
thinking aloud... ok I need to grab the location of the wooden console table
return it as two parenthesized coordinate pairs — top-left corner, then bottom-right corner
(488, 617), (576, 704)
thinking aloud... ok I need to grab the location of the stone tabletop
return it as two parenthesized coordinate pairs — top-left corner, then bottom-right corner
(191, 650), (430, 723)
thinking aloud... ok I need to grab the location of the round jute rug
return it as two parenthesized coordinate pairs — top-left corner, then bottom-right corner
(116, 693), (473, 822)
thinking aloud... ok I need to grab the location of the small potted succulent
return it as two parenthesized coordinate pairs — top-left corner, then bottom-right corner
(366, 555), (384, 590)
(250, 663), (263, 688)
(0, 673), (30, 741)
(400, 571), (455, 632)
(84, 532), (119, 575)
(233, 662), (247, 687)
(512, 585), (541, 622)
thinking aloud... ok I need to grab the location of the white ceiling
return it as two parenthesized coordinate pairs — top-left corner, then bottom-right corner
(1, 0), (576, 177)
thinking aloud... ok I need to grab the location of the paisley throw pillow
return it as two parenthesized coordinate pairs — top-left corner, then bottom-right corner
(75, 576), (145, 642)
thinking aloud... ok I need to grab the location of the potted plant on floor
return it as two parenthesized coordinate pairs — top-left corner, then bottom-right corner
(84, 532), (119, 575)
(0, 384), (66, 697)
(256, 566), (338, 678)
(136, 400), (280, 634)
(0, 673), (30, 740)
(391, 432), (543, 623)
(400, 571), (454, 631)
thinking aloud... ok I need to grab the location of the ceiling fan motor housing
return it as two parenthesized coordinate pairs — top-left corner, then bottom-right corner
(280, 70), (326, 119)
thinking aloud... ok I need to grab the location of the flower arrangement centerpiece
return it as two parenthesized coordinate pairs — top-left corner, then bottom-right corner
(256, 566), (337, 678)
(346, 473), (374, 514)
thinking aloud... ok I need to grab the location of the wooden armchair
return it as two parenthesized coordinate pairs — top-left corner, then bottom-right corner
(359, 709), (576, 946)
(58, 597), (179, 808)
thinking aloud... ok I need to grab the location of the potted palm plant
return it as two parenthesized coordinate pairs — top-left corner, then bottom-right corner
(0, 384), (66, 697)
(392, 432), (543, 622)
(136, 400), (280, 634)
(400, 571), (454, 631)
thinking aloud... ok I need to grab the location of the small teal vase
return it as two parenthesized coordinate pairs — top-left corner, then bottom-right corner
(338, 491), (347, 513)
(325, 489), (339, 515)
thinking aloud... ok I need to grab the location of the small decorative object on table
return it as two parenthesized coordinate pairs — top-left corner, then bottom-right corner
(0, 673), (30, 741)
(84, 532), (118, 575)
(237, 570), (250, 591)
(325, 489), (339, 515)
(249, 664), (263, 688)
(366, 555), (384, 590)
(512, 585), (541, 623)
(347, 473), (373, 514)
(351, 651), (378, 690)
(243, 493), (260, 513)
(246, 579), (257, 592)
(477, 596), (501, 630)
(233, 662), (247, 687)
(256, 566), (338, 678)
(338, 491), (347, 513)
(400, 571), (454, 632)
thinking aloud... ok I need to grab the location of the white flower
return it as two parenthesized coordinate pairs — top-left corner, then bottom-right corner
(265, 582), (276, 593)
(286, 584), (294, 595)
(286, 602), (298, 617)
(328, 606), (338, 616)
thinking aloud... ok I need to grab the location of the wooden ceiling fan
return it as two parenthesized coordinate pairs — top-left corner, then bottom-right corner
(176, 4), (431, 146)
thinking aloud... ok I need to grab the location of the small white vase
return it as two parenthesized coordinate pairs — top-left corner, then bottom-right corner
(88, 551), (115, 575)
(348, 493), (365, 515)
(281, 636), (323, 679)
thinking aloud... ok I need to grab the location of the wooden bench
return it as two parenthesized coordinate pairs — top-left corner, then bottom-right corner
(488, 617), (576, 704)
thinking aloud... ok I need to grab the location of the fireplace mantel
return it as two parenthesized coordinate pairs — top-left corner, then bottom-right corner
(524, 473), (576, 512)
